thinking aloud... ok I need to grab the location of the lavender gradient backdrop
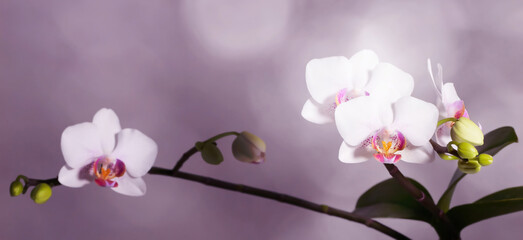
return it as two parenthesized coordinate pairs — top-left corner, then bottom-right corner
(2, 1), (523, 239)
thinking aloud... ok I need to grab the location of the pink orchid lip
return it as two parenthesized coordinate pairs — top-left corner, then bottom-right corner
(93, 157), (126, 188)
(371, 129), (406, 164)
(335, 88), (370, 106)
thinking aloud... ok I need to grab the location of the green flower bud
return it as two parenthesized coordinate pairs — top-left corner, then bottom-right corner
(450, 118), (484, 146)
(457, 142), (478, 159)
(478, 154), (494, 166)
(447, 141), (459, 153)
(9, 181), (24, 197)
(438, 153), (459, 161)
(458, 159), (481, 174)
(30, 183), (52, 204)
(232, 131), (266, 164)
(200, 142), (224, 165)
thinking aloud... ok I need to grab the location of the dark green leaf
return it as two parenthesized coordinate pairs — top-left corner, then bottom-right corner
(476, 187), (523, 203)
(447, 187), (523, 230)
(437, 168), (466, 213)
(476, 126), (518, 156)
(354, 178), (434, 223)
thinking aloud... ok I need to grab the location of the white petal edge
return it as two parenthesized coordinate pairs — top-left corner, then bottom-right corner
(435, 124), (452, 146)
(392, 96), (439, 146)
(112, 175), (146, 196)
(111, 128), (158, 178)
(335, 96), (391, 146)
(306, 56), (353, 104)
(364, 63), (414, 103)
(441, 83), (461, 106)
(347, 49), (379, 89)
(338, 141), (370, 163)
(61, 122), (104, 168)
(427, 59), (443, 97)
(400, 142), (435, 164)
(301, 99), (334, 124)
(58, 165), (93, 188)
(92, 108), (122, 154)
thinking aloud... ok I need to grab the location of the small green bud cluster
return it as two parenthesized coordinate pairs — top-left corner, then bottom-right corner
(441, 141), (494, 174)
(9, 176), (53, 204)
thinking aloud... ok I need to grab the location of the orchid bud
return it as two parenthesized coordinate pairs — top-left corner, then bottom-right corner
(232, 131), (266, 164)
(200, 142), (224, 165)
(457, 142), (478, 159)
(458, 159), (481, 174)
(30, 183), (52, 204)
(438, 153), (459, 161)
(478, 153), (494, 166)
(450, 118), (484, 146)
(9, 181), (23, 197)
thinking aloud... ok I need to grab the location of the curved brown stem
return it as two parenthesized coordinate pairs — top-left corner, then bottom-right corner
(150, 167), (410, 240)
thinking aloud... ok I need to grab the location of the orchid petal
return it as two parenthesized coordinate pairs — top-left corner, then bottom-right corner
(92, 108), (121, 154)
(427, 59), (443, 97)
(111, 175), (146, 196)
(338, 141), (371, 163)
(435, 124), (452, 146)
(364, 63), (414, 103)
(58, 164), (93, 188)
(347, 50), (379, 89)
(306, 56), (352, 104)
(399, 143), (435, 163)
(61, 122), (104, 168)
(111, 129), (158, 178)
(392, 96), (438, 146)
(441, 83), (461, 106)
(335, 96), (392, 146)
(301, 99), (334, 124)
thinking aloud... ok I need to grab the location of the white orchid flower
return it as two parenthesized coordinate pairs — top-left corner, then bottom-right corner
(58, 108), (158, 196)
(427, 59), (472, 146)
(335, 96), (438, 164)
(302, 50), (414, 124)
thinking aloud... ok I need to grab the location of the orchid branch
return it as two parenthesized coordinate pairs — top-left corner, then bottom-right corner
(149, 167), (410, 240)
(168, 135), (409, 239)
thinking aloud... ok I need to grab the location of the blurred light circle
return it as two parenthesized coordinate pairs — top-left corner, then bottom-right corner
(181, 0), (292, 60)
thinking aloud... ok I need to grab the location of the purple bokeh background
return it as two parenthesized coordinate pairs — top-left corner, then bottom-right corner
(2, 1), (522, 239)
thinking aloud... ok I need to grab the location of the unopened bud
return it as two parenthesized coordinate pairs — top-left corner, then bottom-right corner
(30, 183), (52, 204)
(447, 141), (458, 153)
(478, 154), (494, 166)
(458, 159), (481, 174)
(451, 118), (484, 146)
(10, 181), (23, 197)
(232, 131), (266, 164)
(439, 153), (459, 161)
(457, 142), (478, 159)
(200, 142), (224, 165)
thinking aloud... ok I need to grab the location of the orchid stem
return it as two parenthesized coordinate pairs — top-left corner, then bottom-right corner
(437, 118), (457, 127)
(383, 164), (460, 240)
(172, 147), (198, 173)
(167, 140), (409, 239)
(204, 131), (240, 144)
(149, 166), (410, 240)
(18, 176), (61, 194)
(21, 166), (410, 239)
(429, 139), (448, 154)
